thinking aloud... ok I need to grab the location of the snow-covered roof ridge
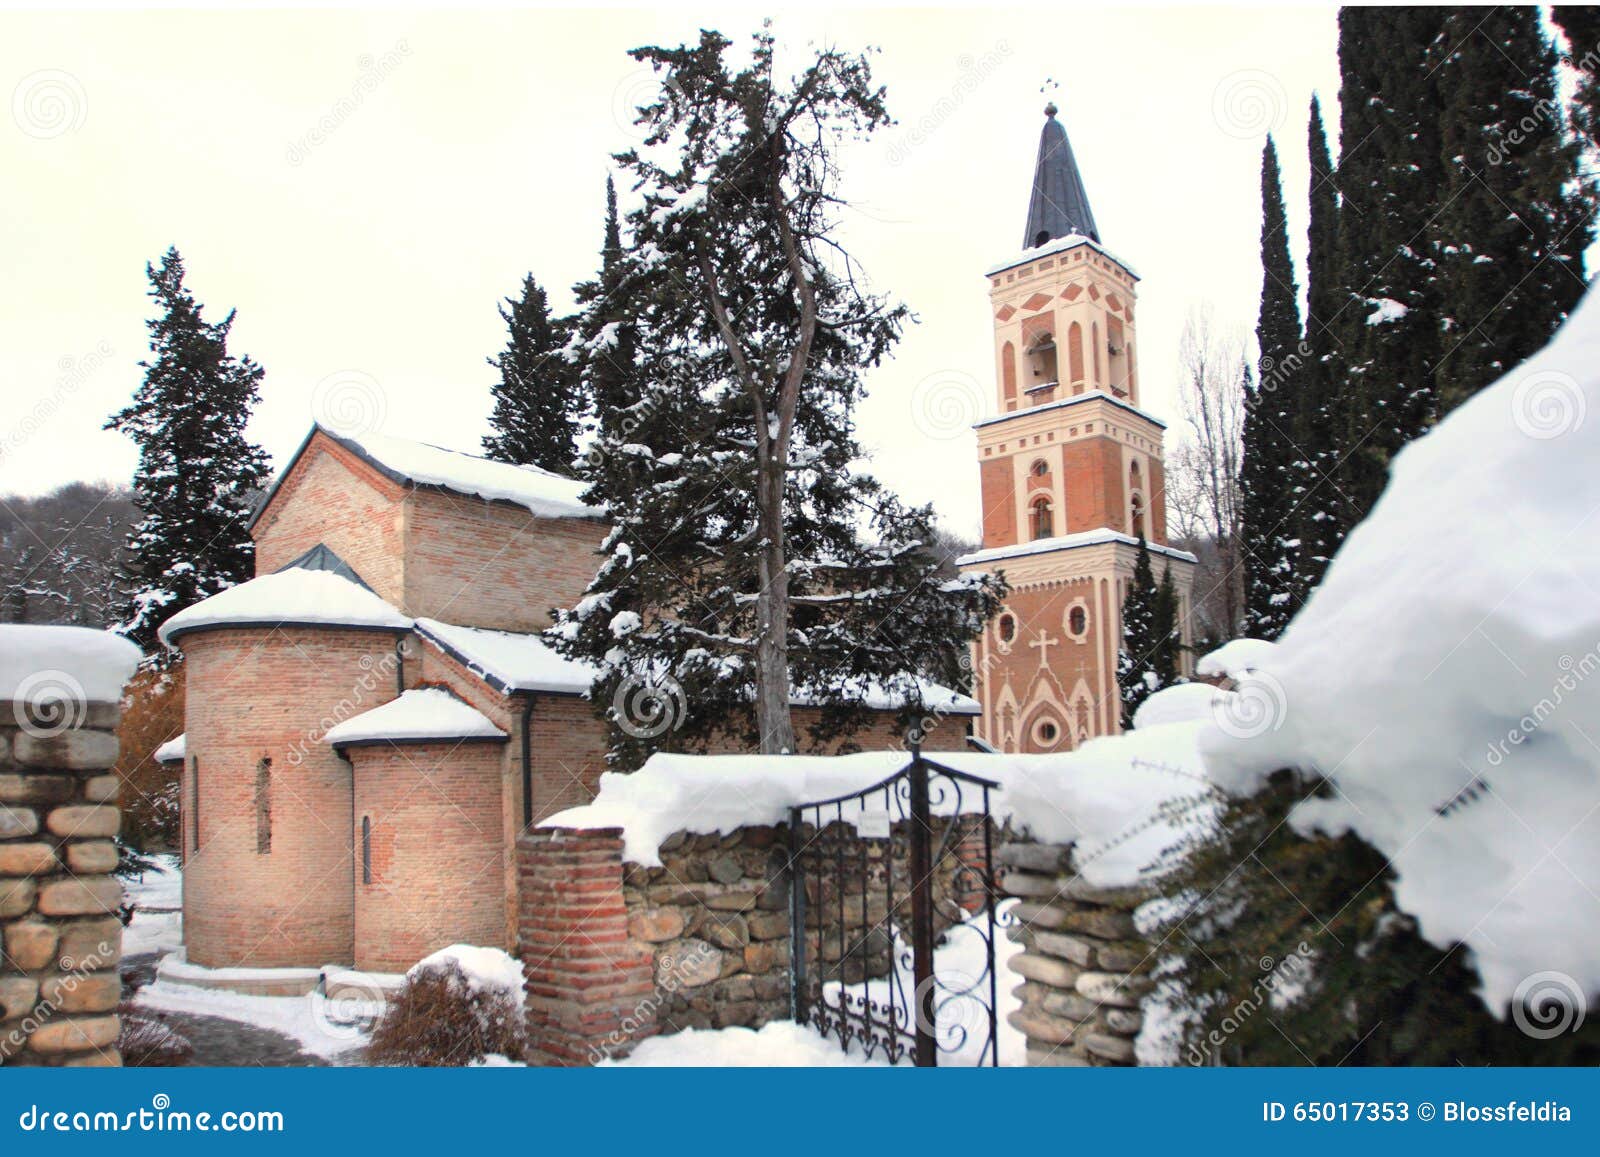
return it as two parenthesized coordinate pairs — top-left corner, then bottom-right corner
(248, 425), (602, 530)
(415, 618), (595, 695)
(971, 389), (1167, 432)
(0, 625), (142, 705)
(957, 529), (1197, 568)
(985, 232), (1140, 280)
(158, 569), (413, 645)
(415, 617), (977, 713)
(322, 687), (507, 747)
(153, 733), (186, 763)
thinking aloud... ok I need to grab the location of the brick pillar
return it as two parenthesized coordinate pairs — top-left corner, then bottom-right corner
(999, 840), (1155, 1067)
(1, 635), (135, 1067)
(516, 827), (656, 1066)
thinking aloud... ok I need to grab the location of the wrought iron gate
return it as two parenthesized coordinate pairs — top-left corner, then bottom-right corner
(787, 747), (1004, 1066)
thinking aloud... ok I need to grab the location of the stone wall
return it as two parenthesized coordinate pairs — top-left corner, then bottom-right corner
(518, 815), (984, 1065)
(998, 839), (1154, 1067)
(1, 700), (126, 1066)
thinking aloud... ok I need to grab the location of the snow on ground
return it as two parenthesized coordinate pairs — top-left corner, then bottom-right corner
(322, 688), (506, 746)
(158, 568), (411, 644)
(0, 624), (140, 704)
(133, 978), (371, 1061)
(123, 853), (183, 957)
(1202, 290), (1600, 1012)
(608, 902), (1025, 1067)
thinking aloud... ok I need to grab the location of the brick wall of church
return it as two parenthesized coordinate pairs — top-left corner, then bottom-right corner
(252, 434), (408, 600)
(403, 493), (607, 632)
(181, 625), (405, 969)
(350, 741), (506, 973)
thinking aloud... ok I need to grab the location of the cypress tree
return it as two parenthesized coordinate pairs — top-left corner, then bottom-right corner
(105, 247), (270, 653)
(1294, 95), (1342, 601)
(1242, 136), (1304, 641)
(1153, 561), (1181, 688)
(1430, 7), (1590, 417)
(482, 274), (581, 473)
(1116, 535), (1161, 727)
(576, 174), (638, 421)
(1327, 6), (1448, 532)
(1553, 8), (1600, 151)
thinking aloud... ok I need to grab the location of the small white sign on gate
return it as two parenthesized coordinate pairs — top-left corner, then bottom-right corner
(855, 809), (892, 839)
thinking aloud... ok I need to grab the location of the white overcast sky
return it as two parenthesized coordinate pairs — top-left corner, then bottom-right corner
(0, 2), (1342, 537)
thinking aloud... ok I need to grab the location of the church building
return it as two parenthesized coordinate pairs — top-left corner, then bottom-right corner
(959, 105), (1196, 754)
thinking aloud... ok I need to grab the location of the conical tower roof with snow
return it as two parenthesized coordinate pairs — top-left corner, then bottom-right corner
(1022, 102), (1099, 248)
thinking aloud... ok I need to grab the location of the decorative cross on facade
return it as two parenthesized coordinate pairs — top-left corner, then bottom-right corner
(1028, 631), (1060, 667)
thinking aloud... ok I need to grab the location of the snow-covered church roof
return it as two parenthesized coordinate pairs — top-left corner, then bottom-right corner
(158, 568), (414, 645)
(956, 528), (1197, 568)
(249, 425), (601, 530)
(323, 688), (506, 748)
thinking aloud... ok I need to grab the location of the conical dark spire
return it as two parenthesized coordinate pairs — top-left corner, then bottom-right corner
(1023, 102), (1099, 248)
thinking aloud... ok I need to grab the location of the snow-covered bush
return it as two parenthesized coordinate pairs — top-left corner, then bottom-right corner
(366, 946), (526, 1067)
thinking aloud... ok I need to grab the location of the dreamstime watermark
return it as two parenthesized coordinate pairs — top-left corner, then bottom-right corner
(909, 370), (985, 440)
(284, 649), (401, 766)
(1186, 940), (1315, 1065)
(310, 369), (387, 438)
(1211, 69), (1286, 140)
(1510, 368), (1584, 440)
(11, 69), (87, 139)
(285, 42), (411, 166)
(1484, 645), (1600, 767)
(3, 942), (116, 1057)
(585, 940), (718, 1062)
(311, 972), (389, 1042)
(612, 674), (687, 739)
(1511, 970), (1587, 1039)
(1254, 340), (1312, 402)
(885, 42), (1012, 166)
(2, 342), (114, 459)
(11, 669), (89, 739)
(1210, 670), (1288, 739)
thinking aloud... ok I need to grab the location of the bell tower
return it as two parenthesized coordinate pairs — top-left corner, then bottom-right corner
(958, 104), (1196, 754)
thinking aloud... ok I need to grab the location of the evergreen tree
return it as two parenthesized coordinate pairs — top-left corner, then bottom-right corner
(552, 31), (1003, 764)
(1116, 535), (1161, 728)
(1242, 136), (1304, 640)
(1153, 561), (1181, 688)
(105, 248), (270, 653)
(482, 273), (581, 473)
(573, 174), (638, 423)
(1294, 95), (1343, 601)
(1553, 7), (1600, 151)
(1326, 6), (1448, 533)
(1430, 8), (1590, 417)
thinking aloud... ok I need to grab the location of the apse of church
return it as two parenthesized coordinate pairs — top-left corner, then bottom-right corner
(957, 105), (1198, 755)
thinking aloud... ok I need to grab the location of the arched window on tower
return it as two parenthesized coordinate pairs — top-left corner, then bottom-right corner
(1031, 496), (1054, 540)
(1130, 493), (1146, 540)
(1024, 330), (1057, 389)
(1002, 341), (1018, 410)
(1092, 322), (1102, 386)
(1068, 322), (1085, 388)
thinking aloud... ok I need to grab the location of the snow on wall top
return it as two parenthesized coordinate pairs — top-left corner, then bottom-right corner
(153, 733), (186, 763)
(543, 718), (1215, 879)
(957, 529), (1197, 568)
(415, 618), (593, 694)
(331, 427), (599, 520)
(158, 569), (413, 645)
(0, 625), (142, 706)
(1200, 291), (1600, 1013)
(322, 687), (506, 746)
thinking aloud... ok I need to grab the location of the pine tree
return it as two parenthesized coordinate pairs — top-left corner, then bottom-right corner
(1430, 8), (1590, 417)
(482, 273), (581, 473)
(1116, 535), (1161, 728)
(573, 174), (638, 423)
(105, 248), (270, 653)
(1153, 561), (1181, 688)
(1553, 8), (1600, 150)
(552, 31), (1003, 764)
(1242, 136), (1304, 641)
(1294, 95), (1343, 600)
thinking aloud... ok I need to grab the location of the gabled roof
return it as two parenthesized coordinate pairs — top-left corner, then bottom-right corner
(248, 425), (602, 531)
(274, 543), (373, 589)
(1023, 103), (1099, 248)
